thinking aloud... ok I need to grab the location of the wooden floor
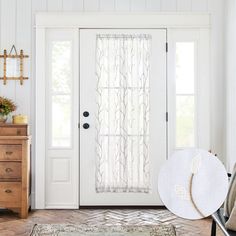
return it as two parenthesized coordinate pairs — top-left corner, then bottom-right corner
(0, 208), (223, 236)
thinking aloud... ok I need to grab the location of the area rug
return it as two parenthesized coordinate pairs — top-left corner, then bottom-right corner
(30, 224), (176, 236)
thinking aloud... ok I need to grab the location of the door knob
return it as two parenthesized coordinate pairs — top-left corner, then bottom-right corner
(83, 111), (89, 117)
(83, 123), (90, 129)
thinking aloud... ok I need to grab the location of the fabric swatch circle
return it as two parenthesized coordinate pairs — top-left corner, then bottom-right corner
(158, 149), (228, 219)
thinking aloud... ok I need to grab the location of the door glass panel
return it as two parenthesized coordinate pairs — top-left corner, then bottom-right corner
(176, 95), (194, 148)
(52, 95), (71, 147)
(176, 42), (194, 94)
(51, 41), (72, 93)
(175, 42), (196, 148)
(49, 39), (73, 148)
(95, 34), (151, 193)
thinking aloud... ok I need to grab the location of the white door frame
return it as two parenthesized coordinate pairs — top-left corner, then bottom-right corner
(35, 13), (210, 209)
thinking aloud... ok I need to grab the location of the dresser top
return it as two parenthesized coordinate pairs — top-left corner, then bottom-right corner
(0, 136), (31, 140)
(0, 123), (28, 127)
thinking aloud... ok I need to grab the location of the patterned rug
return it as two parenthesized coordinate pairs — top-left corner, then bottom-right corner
(30, 224), (176, 236)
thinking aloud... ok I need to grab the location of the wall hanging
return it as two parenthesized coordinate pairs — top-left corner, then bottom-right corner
(0, 45), (29, 85)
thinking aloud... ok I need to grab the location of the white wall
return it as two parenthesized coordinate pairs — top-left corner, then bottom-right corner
(226, 0), (236, 171)
(208, 0), (226, 165)
(0, 0), (226, 204)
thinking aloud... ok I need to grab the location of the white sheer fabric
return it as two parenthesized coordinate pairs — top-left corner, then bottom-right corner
(95, 34), (151, 193)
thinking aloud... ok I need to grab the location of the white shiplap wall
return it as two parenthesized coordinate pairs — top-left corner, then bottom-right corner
(0, 0), (226, 205)
(226, 0), (236, 171)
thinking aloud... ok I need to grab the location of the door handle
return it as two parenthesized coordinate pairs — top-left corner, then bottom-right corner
(83, 111), (89, 117)
(83, 123), (90, 129)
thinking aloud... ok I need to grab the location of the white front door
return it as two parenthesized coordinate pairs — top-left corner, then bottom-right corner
(80, 29), (167, 205)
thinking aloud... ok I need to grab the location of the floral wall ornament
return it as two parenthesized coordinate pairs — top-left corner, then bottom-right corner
(0, 45), (29, 85)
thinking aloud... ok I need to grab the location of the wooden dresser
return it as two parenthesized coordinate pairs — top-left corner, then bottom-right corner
(0, 124), (30, 218)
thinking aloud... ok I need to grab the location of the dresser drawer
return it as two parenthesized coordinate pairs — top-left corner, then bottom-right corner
(0, 145), (21, 161)
(0, 126), (28, 136)
(0, 162), (21, 180)
(0, 182), (21, 207)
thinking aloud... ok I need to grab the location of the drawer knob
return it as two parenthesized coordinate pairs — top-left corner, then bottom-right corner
(5, 151), (13, 155)
(5, 189), (12, 193)
(17, 129), (21, 135)
(5, 168), (13, 173)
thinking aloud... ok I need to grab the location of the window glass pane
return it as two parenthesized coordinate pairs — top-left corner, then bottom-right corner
(52, 95), (71, 147)
(176, 42), (194, 94)
(51, 41), (72, 93)
(176, 96), (195, 148)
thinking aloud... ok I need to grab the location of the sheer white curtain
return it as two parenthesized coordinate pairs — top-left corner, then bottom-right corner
(95, 34), (151, 193)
